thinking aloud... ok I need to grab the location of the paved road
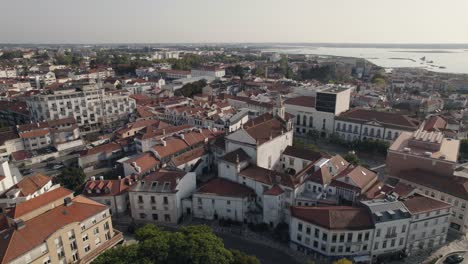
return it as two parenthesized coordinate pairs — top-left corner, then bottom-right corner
(439, 252), (468, 264)
(220, 232), (301, 264)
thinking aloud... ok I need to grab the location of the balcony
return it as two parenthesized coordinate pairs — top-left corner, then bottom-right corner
(78, 230), (123, 264)
(385, 233), (397, 239)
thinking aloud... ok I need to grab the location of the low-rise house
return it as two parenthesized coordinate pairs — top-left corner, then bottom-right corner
(17, 117), (82, 151)
(0, 173), (56, 209)
(0, 128), (23, 159)
(390, 169), (468, 233)
(192, 178), (256, 222)
(403, 195), (451, 255)
(129, 170), (196, 224)
(281, 145), (329, 175)
(78, 142), (122, 170)
(361, 199), (411, 259)
(83, 175), (136, 217)
(290, 206), (374, 262)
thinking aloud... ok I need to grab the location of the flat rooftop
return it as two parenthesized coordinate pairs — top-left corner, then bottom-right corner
(389, 130), (459, 162)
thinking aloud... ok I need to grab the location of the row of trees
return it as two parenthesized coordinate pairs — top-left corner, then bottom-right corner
(296, 65), (333, 82)
(328, 134), (389, 156)
(0, 50), (23, 60)
(93, 224), (260, 264)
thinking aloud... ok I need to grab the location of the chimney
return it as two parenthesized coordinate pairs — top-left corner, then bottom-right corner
(14, 219), (25, 230)
(91, 176), (96, 181)
(99, 176), (104, 180)
(64, 197), (73, 207)
(118, 175), (122, 180)
(161, 139), (167, 147)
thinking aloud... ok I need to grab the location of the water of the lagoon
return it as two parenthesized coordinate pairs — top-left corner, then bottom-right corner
(265, 46), (468, 74)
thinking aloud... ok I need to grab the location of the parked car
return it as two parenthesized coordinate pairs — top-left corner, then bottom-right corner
(45, 157), (55, 162)
(52, 164), (65, 170)
(21, 168), (34, 175)
(445, 254), (464, 264)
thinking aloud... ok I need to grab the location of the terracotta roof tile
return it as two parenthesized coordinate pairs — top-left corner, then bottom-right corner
(336, 108), (419, 130)
(291, 206), (374, 230)
(284, 96), (316, 108)
(403, 194), (452, 214)
(0, 195), (107, 263)
(8, 187), (73, 219)
(264, 185), (284, 196)
(196, 178), (255, 197)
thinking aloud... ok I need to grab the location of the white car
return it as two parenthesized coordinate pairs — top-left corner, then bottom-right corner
(52, 164), (64, 170)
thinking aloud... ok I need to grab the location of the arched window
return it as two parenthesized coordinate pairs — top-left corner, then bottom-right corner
(364, 127), (368, 135)
(394, 132), (399, 139)
(376, 129), (381, 137)
(370, 128), (375, 137)
(302, 115), (307, 126)
(296, 115), (300, 125)
(309, 116), (313, 127)
(336, 123), (341, 131)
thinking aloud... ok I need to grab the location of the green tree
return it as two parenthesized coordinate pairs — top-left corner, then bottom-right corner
(460, 139), (468, 159)
(227, 64), (246, 79)
(230, 249), (260, 264)
(332, 258), (353, 264)
(93, 224), (258, 264)
(54, 167), (86, 192)
(92, 244), (140, 264)
(343, 152), (360, 166)
(0, 50), (23, 60)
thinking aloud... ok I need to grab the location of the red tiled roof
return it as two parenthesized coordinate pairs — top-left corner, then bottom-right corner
(395, 169), (468, 201)
(242, 113), (289, 145)
(282, 145), (328, 162)
(80, 142), (121, 156)
(0, 195), (107, 264)
(392, 182), (415, 197)
(221, 148), (250, 164)
(403, 194), (452, 214)
(264, 185), (284, 196)
(196, 178), (255, 198)
(18, 128), (50, 139)
(152, 138), (189, 158)
(423, 116), (447, 131)
(84, 177), (133, 197)
(8, 187), (73, 219)
(171, 147), (206, 167)
(284, 96), (316, 108)
(124, 153), (160, 174)
(9, 174), (51, 197)
(290, 206), (374, 230)
(336, 108), (419, 130)
(240, 165), (297, 188)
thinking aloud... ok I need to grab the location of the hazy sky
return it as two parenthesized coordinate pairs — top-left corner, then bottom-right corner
(1, 0), (467, 44)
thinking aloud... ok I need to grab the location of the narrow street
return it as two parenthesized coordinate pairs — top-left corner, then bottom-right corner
(220, 232), (302, 264)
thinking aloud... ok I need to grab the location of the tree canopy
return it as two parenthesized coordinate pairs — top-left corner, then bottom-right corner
(332, 258), (353, 264)
(54, 167), (86, 192)
(93, 224), (260, 264)
(343, 152), (360, 166)
(460, 139), (468, 160)
(174, 79), (207, 98)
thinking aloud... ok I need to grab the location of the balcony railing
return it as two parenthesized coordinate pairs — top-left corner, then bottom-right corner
(78, 230), (124, 264)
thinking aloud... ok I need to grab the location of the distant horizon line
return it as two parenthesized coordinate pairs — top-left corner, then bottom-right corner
(1, 42), (468, 47)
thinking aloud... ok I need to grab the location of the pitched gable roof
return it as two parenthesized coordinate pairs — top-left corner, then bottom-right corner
(291, 206), (374, 230)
